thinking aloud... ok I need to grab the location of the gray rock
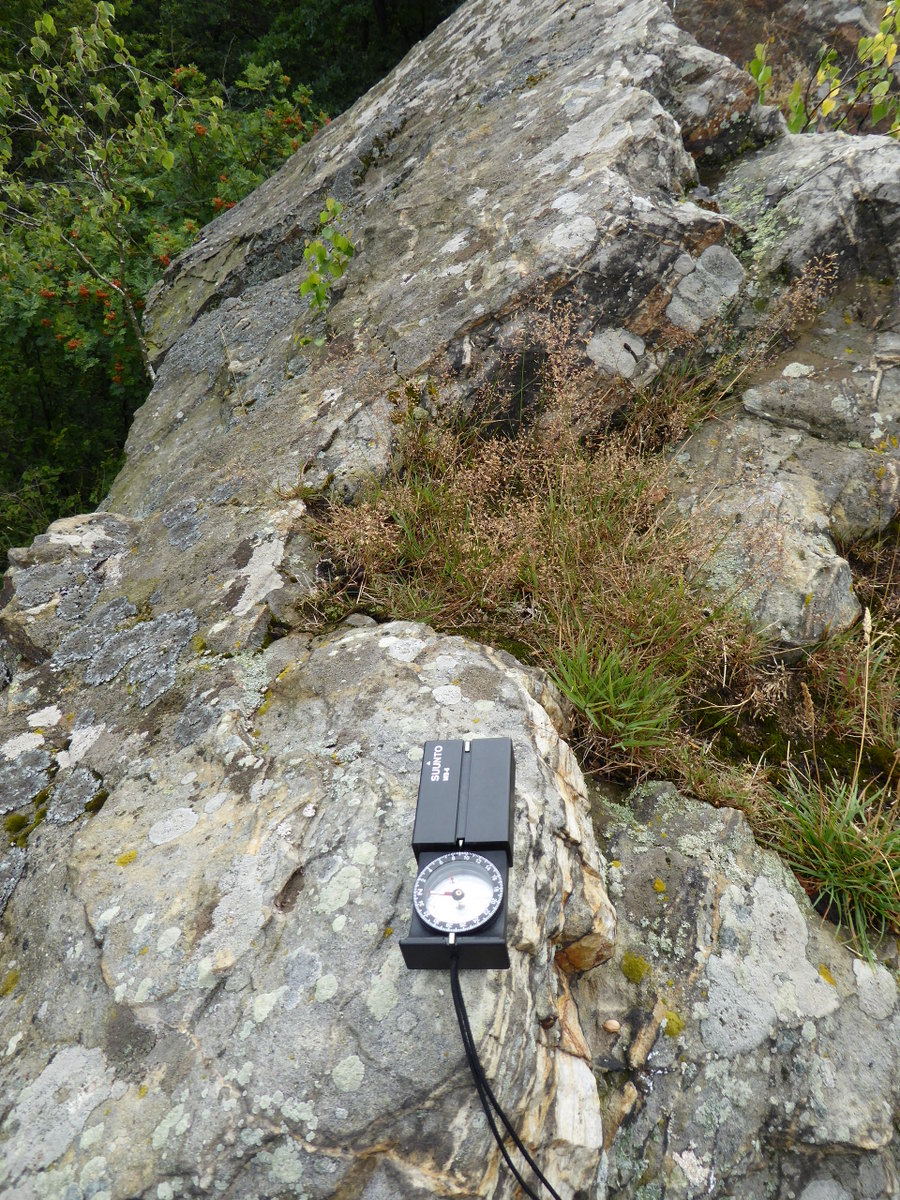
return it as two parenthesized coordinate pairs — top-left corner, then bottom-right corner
(718, 134), (900, 283)
(668, 352), (900, 642)
(0, 622), (615, 1199)
(665, 243), (745, 332)
(47, 767), (104, 825)
(586, 783), (900, 1200)
(664, 134), (900, 643)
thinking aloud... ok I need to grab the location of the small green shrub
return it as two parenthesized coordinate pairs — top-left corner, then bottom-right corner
(300, 197), (355, 313)
(751, 0), (900, 136)
(748, 43), (773, 104)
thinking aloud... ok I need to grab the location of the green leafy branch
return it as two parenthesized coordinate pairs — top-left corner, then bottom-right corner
(750, 1), (900, 136)
(748, 43), (772, 105)
(299, 196), (354, 314)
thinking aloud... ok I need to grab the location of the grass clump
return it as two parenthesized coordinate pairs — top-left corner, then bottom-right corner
(759, 609), (900, 960)
(308, 284), (899, 957)
(315, 343), (755, 784)
(761, 767), (900, 960)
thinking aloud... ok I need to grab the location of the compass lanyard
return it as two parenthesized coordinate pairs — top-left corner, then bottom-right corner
(449, 955), (562, 1200)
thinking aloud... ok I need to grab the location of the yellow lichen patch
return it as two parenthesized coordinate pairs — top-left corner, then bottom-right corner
(620, 950), (651, 985)
(610, 860), (622, 869)
(653, 878), (666, 894)
(0, 968), (20, 998)
(818, 963), (837, 987)
(663, 1010), (685, 1038)
(116, 849), (138, 867)
(138, 1083), (149, 1099)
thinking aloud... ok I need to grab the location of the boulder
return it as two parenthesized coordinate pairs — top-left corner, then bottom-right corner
(667, 134), (900, 643)
(0, 615), (615, 1199)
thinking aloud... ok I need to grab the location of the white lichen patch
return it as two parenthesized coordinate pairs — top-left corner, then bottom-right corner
(234, 537), (285, 617)
(79, 1123), (104, 1150)
(673, 1147), (710, 1188)
(134, 977), (153, 1004)
(1, 731), (44, 759)
(96, 905), (120, 931)
(701, 875), (839, 1056)
(315, 974), (338, 1002)
(332, 1054), (365, 1093)
(315, 865), (362, 913)
(148, 807), (199, 846)
(151, 1103), (191, 1150)
(157, 928), (182, 954)
(350, 842), (377, 867)
(252, 986), (287, 1023)
(424, 654), (458, 674)
(267, 1142), (306, 1185)
(204, 790), (229, 815)
(852, 959), (897, 1020)
(380, 635), (427, 662)
(3, 1046), (113, 1181)
(432, 684), (462, 705)
(550, 191), (585, 216)
(57, 722), (106, 769)
(538, 216), (597, 259)
(281, 1097), (316, 1128)
(439, 232), (468, 255)
(365, 957), (400, 1022)
(587, 328), (647, 379)
(26, 705), (62, 729)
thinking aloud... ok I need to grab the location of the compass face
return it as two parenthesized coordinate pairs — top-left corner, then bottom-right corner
(413, 851), (504, 934)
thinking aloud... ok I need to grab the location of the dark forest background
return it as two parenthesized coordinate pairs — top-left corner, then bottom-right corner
(0, 0), (459, 564)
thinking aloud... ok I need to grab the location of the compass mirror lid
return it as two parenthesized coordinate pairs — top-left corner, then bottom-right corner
(412, 737), (515, 859)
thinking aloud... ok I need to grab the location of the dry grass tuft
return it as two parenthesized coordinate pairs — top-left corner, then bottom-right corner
(307, 276), (899, 955)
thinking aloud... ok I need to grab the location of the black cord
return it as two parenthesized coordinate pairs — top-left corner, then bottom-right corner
(450, 961), (559, 1197)
(449, 956), (563, 1200)
(450, 960), (539, 1200)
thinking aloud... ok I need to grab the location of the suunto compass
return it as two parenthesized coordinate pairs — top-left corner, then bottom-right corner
(400, 737), (514, 970)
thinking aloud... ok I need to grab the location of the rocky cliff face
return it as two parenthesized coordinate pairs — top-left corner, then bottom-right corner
(1, 1), (899, 1198)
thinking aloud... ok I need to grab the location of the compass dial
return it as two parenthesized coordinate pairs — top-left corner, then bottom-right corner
(413, 851), (503, 934)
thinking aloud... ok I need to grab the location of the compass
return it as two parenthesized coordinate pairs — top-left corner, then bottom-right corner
(400, 737), (514, 970)
(413, 851), (504, 934)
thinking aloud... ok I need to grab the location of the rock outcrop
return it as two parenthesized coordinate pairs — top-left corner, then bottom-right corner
(667, 134), (900, 642)
(588, 783), (900, 1200)
(1, 0), (899, 1197)
(0, 613), (615, 1199)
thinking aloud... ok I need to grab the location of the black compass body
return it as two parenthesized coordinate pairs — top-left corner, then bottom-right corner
(401, 738), (514, 971)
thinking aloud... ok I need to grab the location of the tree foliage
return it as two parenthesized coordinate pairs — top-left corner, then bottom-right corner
(0, 3), (325, 561)
(0, 0), (459, 563)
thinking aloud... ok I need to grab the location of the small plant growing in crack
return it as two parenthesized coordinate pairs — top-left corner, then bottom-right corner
(299, 197), (355, 334)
